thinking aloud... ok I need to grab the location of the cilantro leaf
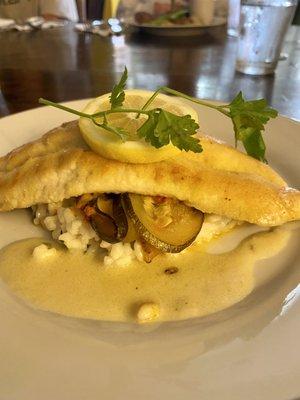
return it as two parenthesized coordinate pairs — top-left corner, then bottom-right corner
(109, 67), (128, 109)
(228, 92), (277, 162)
(137, 109), (202, 153)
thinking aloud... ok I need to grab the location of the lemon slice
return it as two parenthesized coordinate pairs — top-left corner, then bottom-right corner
(79, 89), (199, 164)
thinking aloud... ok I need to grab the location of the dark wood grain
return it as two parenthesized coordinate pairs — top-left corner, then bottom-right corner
(0, 23), (299, 119)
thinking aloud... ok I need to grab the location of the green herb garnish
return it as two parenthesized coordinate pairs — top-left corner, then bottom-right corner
(109, 66), (127, 109)
(228, 93), (277, 162)
(39, 67), (278, 162)
(149, 9), (189, 26)
(137, 109), (200, 152)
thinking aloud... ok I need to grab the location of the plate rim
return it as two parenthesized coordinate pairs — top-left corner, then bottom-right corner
(0, 98), (300, 400)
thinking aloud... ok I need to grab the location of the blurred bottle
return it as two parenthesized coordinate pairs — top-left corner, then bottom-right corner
(227, 0), (240, 36)
(76, 0), (106, 21)
(76, 0), (87, 21)
(103, 0), (120, 18)
(190, 0), (215, 25)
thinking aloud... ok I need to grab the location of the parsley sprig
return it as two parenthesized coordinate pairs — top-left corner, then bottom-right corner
(39, 67), (278, 162)
(110, 66), (128, 109)
(137, 109), (200, 151)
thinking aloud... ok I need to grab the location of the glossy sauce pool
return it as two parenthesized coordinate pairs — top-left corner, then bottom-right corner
(0, 227), (291, 323)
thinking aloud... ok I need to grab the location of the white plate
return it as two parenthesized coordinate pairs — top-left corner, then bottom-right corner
(129, 17), (226, 36)
(0, 100), (299, 400)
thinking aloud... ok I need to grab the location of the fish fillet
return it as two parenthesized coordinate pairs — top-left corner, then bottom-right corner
(0, 121), (299, 226)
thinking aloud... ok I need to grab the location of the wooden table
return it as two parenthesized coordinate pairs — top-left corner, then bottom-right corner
(0, 23), (299, 120)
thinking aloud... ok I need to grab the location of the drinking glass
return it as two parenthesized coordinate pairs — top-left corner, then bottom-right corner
(236, 0), (297, 75)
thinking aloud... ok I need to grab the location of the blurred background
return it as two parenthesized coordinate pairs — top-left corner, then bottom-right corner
(0, 0), (299, 119)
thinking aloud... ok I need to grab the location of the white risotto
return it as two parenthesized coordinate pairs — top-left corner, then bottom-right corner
(32, 202), (142, 266)
(32, 199), (237, 266)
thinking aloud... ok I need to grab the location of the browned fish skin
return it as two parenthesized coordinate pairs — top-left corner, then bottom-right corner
(175, 134), (286, 187)
(0, 121), (87, 173)
(0, 121), (299, 226)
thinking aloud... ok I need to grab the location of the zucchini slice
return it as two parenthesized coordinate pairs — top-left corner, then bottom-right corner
(121, 193), (204, 253)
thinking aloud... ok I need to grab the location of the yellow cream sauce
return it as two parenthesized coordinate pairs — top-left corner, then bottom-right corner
(0, 227), (291, 323)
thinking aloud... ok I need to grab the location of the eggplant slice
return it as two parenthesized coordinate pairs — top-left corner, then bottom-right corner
(90, 211), (119, 244)
(84, 194), (129, 243)
(112, 195), (128, 241)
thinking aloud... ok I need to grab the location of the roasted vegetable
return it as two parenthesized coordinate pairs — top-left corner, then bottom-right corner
(139, 237), (162, 263)
(123, 213), (137, 243)
(96, 195), (113, 216)
(90, 211), (119, 244)
(112, 195), (128, 241)
(82, 194), (129, 243)
(121, 193), (204, 253)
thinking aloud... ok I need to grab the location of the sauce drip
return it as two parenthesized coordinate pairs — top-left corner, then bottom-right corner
(0, 227), (291, 322)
